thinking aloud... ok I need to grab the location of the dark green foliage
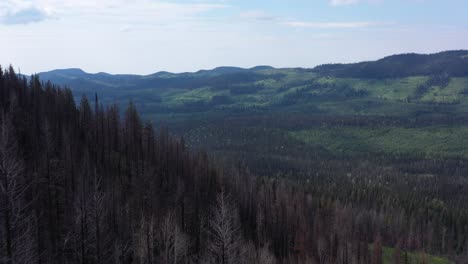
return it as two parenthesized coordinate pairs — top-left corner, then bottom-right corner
(427, 72), (451, 88)
(210, 95), (233, 105)
(413, 83), (431, 99)
(229, 84), (265, 95)
(411, 73), (451, 100)
(314, 50), (468, 78)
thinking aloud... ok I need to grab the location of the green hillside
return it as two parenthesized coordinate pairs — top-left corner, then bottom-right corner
(290, 126), (468, 158)
(37, 50), (468, 175)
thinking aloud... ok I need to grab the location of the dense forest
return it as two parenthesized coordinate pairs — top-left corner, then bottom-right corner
(36, 51), (468, 179)
(2, 64), (468, 264)
(313, 50), (468, 78)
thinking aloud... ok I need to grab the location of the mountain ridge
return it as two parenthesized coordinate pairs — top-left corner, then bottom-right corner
(313, 50), (468, 78)
(38, 65), (277, 79)
(36, 50), (468, 80)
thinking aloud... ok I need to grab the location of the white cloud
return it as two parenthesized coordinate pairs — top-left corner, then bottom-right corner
(328, 0), (384, 6)
(329, 0), (361, 6)
(240, 10), (277, 21)
(239, 9), (388, 29)
(0, 0), (52, 24)
(283, 21), (379, 29)
(0, 0), (228, 25)
(38, 0), (227, 16)
(119, 25), (132, 32)
(1, 0), (465, 75)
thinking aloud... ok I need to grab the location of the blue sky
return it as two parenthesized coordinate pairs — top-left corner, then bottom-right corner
(1, 0), (467, 74)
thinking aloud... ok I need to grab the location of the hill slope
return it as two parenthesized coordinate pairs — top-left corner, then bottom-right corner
(38, 50), (468, 109)
(36, 50), (468, 175)
(314, 50), (468, 78)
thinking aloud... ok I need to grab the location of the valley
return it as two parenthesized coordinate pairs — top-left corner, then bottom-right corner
(38, 50), (468, 176)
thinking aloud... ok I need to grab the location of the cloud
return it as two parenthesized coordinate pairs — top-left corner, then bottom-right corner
(329, 0), (360, 6)
(283, 21), (380, 29)
(36, 0), (228, 17)
(120, 25), (132, 32)
(0, 0), (227, 26)
(239, 9), (388, 29)
(0, 0), (53, 24)
(1, 7), (48, 24)
(240, 11), (277, 21)
(328, 0), (383, 6)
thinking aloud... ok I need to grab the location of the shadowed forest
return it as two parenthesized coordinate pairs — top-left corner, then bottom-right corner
(2, 58), (468, 264)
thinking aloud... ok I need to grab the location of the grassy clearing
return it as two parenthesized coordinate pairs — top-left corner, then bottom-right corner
(311, 77), (428, 101)
(348, 77), (427, 101)
(317, 77), (468, 104)
(420, 77), (468, 104)
(290, 126), (468, 158)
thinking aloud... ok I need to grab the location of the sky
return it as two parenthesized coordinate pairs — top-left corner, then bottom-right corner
(1, 0), (467, 74)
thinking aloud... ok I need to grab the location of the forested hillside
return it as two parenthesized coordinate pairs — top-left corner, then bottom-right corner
(314, 50), (468, 78)
(3, 62), (468, 264)
(36, 51), (468, 177)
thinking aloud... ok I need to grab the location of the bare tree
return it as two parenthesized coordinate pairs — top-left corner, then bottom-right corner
(208, 190), (242, 264)
(258, 243), (276, 264)
(134, 213), (155, 264)
(372, 236), (383, 264)
(0, 114), (36, 264)
(90, 172), (106, 264)
(157, 211), (190, 264)
(317, 237), (327, 264)
(393, 242), (402, 264)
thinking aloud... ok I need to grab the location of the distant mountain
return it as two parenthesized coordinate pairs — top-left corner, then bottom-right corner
(38, 65), (275, 84)
(197, 66), (246, 74)
(314, 50), (468, 78)
(28, 51), (468, 183)
(46, 68), (87, 76)
(37, 50), (468, 92)
(35, 50), (468, 111)
(36, 65), (279, 96)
